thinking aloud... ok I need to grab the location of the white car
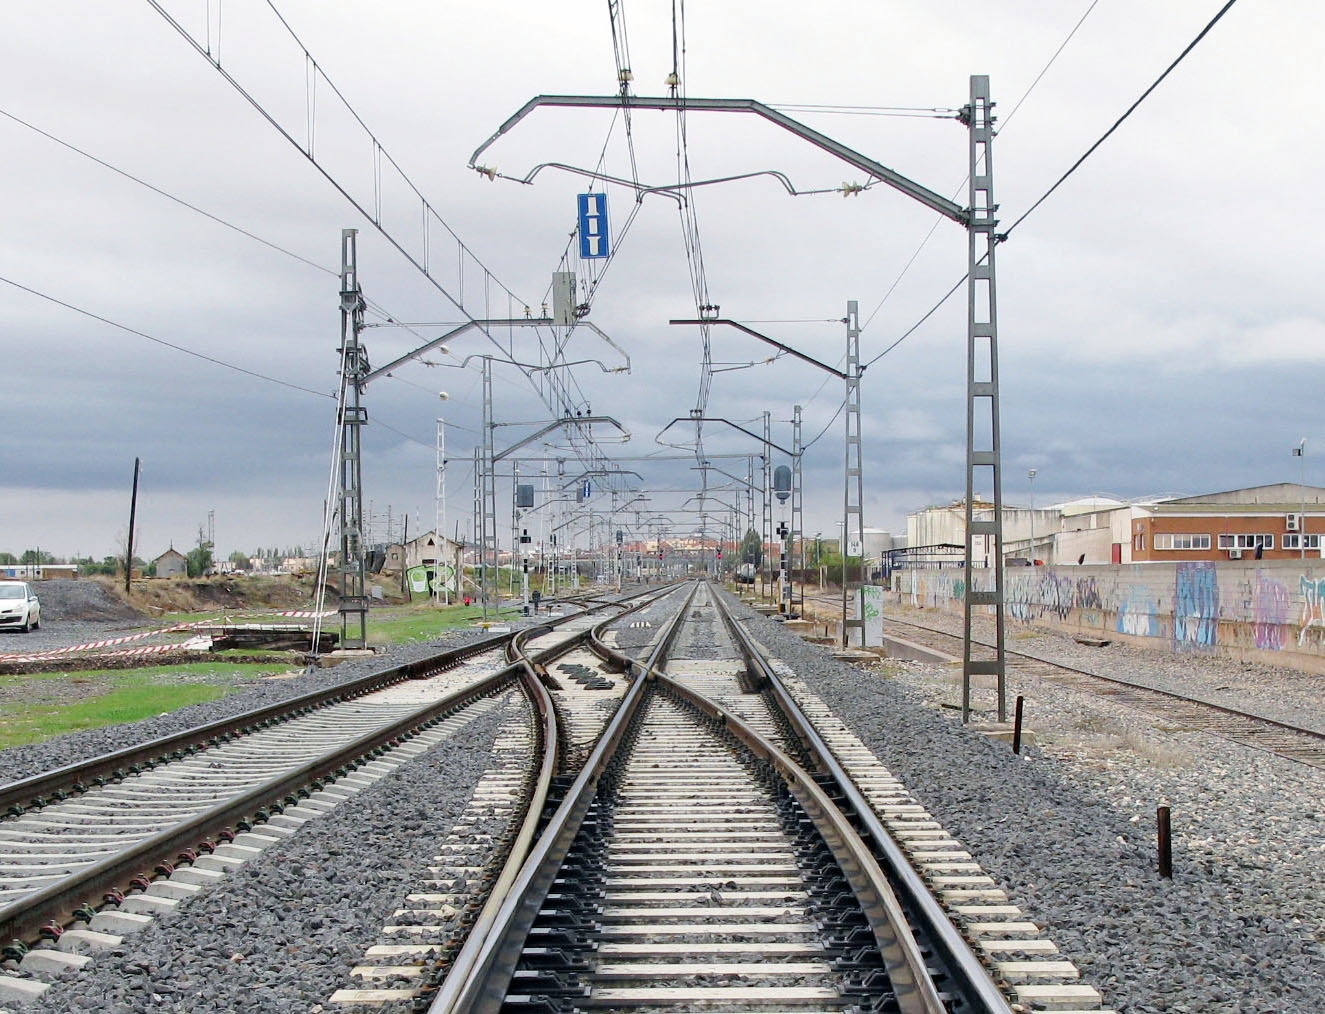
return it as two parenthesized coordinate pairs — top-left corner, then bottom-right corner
(0, 581), (41, 632)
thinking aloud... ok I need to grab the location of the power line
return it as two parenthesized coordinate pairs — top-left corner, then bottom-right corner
(862, 0), (1238, 367)
(860, 0), (1101, 333)
(1004, 0), (1240, 237)
(1, 105), (455, 363)
(0, 106), (332, 276)
(0, 273), (332, 399)
(861, 271), (968, 371)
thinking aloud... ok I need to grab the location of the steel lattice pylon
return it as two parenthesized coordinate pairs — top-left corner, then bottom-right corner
(477, 358), (498, 615)
(842, 301), (865, 647)
(762, 411), (773, 601)
(792, 403), (803, 616)
(962, 75), (1008, 721)
(337, 229), (368, 649)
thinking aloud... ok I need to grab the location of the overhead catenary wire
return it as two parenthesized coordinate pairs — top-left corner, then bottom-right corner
(0, 105), (466, 384)
(2, 273), (444, 454)
(0, 273), (331, 399)
(1002, 0), (1240, 238)
(859, 0), (1101, 334)
(144, 0), (584, 431)
(862, 0), (1237, 367)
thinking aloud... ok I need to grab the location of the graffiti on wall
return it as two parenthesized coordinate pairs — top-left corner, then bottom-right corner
(1004, 570), (1072, 622)
(1174, 562), (1218, 649)
(895, 561), (1325, 658)
(1116, 585), (1159, 637)
(1299, 575), (1325, 647)
(1252, 574), (1289, 651)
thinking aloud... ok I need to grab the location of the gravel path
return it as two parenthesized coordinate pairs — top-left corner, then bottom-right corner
(883, 602), (1325, 735)
(726, 590), (1325, 1014)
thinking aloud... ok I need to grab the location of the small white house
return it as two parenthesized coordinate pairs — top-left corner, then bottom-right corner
(154, 548), (188, 578)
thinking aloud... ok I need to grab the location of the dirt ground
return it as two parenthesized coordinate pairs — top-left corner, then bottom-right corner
(33, 575), (328, 622)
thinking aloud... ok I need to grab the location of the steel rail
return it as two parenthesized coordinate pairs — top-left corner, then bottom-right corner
(427, 582), (700, 1014)
(0, 596), (647, 950)
(887, 615), (1325, 759)
(425, 585), (673, 1000)
(0, 632), (514, 814)
(709, 584), (1017, 1014)
(653, 674), (946, 1014)
(0, 662), (522, 948)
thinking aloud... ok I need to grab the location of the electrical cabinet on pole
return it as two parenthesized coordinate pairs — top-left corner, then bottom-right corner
(337, 229), (369, 649)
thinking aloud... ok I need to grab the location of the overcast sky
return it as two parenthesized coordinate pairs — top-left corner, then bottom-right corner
(2, 1), (1320, 561)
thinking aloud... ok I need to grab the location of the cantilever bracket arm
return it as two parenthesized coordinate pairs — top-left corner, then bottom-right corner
(360, 318), (629, 390)
(470, 95), (968, 226)
(656, 416), (796, 457)
(360, 318), (552, 390)
(669, 319), (846, 380)
(493, 416), (630, 463)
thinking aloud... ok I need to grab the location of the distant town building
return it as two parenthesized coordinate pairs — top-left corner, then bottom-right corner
(1127, 483), (1325, 562)
(0, 564), (79, 580)
(901, 483), (1325, 568)
(153, 548), (188, 578)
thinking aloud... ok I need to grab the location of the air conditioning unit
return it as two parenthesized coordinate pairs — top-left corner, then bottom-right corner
(1228, 548), (1243, 559)
(1287, 513), (1302, 531)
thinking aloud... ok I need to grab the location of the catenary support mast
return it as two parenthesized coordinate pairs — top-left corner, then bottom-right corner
(842, 301), (865, 647)
(961, 75), (1008, 722)
(337, 229), (369, 649)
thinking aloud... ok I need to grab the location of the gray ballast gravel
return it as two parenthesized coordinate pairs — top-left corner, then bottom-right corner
(30, 694), (513, 1013)
(0, 628), (503, 787)
(723, 592), (1325, 1014)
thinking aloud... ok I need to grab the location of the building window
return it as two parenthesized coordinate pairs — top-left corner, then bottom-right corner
(1284, 534), (1321, 550)
(1217, 534), (1276, 550)
(1133, 533), (1146, 551)
(1154, 534), (1212, 550)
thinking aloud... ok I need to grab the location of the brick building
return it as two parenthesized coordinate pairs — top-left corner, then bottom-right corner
(1127, 483), (1325, 562)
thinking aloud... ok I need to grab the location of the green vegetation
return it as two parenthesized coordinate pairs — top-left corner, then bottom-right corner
(0, 662), (281, 750)
(366, 603), (517, 645)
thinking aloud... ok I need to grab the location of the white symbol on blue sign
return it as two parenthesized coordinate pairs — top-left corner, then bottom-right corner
(581, 481), (592, 501)
(578, 193), (610, 259)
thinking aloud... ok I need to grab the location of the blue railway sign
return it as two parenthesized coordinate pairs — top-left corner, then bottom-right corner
(578, 193), (610, 259)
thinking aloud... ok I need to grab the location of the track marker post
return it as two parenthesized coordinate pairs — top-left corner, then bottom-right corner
(1157, 805), (1173, 878)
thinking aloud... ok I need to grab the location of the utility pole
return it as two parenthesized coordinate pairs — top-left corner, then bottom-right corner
(1028, 469), (1037, 562)
(125, 457), (140, 595)
(792, 404), (803, 618)
(1298, 438), (1308, 560)
(842, 301), (866, 648)
(478, 357), (497, 616)
(435, 408), (449, 605)
(961, 76), (1008, 722)
(762, 412), (773, 602)
(336, 228), (369, 649)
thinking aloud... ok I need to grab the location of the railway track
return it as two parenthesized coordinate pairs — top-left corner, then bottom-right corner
(2, 585), (1119, 1011)
(427, 582), (1112, 1014)
(0, 594), (653, 1006)
(882, 615), (1325, 768)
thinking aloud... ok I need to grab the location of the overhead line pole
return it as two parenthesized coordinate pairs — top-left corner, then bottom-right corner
(478, 79), (1006, 712)
(961, 76), (1008, 722)
(337, 229), (369, 649)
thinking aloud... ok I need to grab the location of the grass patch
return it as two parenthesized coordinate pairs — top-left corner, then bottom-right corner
(0, 663), (278, 751)
(366, 604), (523, 645)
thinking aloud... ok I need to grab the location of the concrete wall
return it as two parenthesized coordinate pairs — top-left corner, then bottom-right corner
(891, 559), (1325, 673)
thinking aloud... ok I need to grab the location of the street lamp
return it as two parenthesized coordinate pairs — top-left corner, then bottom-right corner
(1028, 468), (1037, 564)
(1296, 439), (1307, 560)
